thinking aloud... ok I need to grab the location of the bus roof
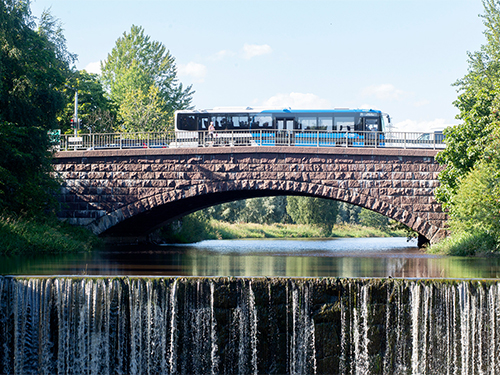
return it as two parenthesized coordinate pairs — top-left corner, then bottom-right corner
(176, 107), (382, 114)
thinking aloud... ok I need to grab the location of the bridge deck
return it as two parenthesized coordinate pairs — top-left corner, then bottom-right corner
(54, 145), (439, 159)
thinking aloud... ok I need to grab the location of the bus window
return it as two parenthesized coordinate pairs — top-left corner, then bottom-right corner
(298, 117), (317, 130)
(199, 116), (209, 130)
(354, 116), (364, 131)
(335, 116), (354, 131)
(214, 115), (228, 130)
(365, 118), (379, 132)
(251, 115), (273, 129)
(177, 114), (197, 130)
(318, 117), (332, 131)
(229, 115), (250, 129)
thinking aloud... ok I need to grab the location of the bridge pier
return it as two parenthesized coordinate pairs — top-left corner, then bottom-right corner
(417, 233), (430, 248)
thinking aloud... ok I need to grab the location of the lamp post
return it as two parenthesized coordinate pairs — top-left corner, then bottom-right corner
(73, 90), (78, 139)
(65, 85), (79, 150)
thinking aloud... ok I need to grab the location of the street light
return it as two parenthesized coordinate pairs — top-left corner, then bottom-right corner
(65, 85), (79, 138)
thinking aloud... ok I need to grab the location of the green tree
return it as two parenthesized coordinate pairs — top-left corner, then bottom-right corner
(359, 209), (390, 229)
(0, 3), (71, 130)
(436, 0), (500, 207)
(433, 130), (500, 254)
(337, 202), (361, 224)
(58, 70), (117, 134)
(0, 2), (72, 216)
(448, 130), (500, 235)
(286, 196), (338, 234)
(238, 197), (290, 224)
(119, 85), (170, 132)
(101, 25), (194, 132)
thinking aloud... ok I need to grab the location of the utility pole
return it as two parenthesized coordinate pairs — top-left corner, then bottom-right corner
(73, 90), (79, 138)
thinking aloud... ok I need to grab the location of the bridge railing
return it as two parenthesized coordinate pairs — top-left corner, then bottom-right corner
(58, 130), (446, 151)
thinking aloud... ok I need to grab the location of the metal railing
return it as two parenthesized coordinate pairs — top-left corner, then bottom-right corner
(57, 130), (446, 151)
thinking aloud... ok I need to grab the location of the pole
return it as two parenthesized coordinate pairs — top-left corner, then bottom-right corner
(74, 91), (78, 137)
(73, 90), (78, 150)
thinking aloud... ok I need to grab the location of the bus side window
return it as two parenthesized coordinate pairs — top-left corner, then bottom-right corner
(199, 117), (209, 130)
(318, 117), (332, 131)
(215, 115), (227, 130)
(229, 115), (250, 129)
(298, 117), (316, 130)
(335, 116), (354, 131)
(178, 114), (197, 130)
(252, 115), (273, 129)
(354, 116), (363, 131)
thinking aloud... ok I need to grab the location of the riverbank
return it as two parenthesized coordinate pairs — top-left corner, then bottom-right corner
(210, 221), (406, 240)
(0, 214), (102, 255)
(426, 229), (499, 256)
(160, 217), (408, 244)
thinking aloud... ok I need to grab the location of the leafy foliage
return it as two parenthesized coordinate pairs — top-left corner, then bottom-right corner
(119, 85), (171, 132)
(58, 70), (117, 133)
(447, 129), (500, 239)
(0, 1), (72, 216)
(0, 213), (101, 254)
(436, 0), (500, 207)
(0, 1), (69, 130)
(433, 0), (500, 254)
(286, 196), (338, 235)
(428, 229), (498, 256)
(359, 209), (390, 229)
(101, 25), (194, 132)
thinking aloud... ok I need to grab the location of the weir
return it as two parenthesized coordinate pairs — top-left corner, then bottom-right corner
(1, 276), (499, 375)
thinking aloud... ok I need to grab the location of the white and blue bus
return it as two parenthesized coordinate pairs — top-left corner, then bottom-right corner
(174, 107), (390, 147)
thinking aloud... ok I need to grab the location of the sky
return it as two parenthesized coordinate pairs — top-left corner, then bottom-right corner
(30, 0), (486, 132)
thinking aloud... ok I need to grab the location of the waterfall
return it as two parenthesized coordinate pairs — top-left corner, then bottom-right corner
(1, 277), (500, 374)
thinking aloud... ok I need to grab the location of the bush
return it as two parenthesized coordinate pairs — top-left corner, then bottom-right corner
(429, 229), (498, 256)
(160, 211), (218, 243)
(0, 214), (101, 254)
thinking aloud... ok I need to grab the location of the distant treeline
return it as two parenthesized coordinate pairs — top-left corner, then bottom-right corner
(160, 196), (406, 243)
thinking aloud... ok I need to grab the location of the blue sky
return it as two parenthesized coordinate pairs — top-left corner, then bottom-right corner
(31, 0), (486, 131)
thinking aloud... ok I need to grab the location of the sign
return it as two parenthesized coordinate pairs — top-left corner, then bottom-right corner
(47, 129), (61, 144)
(68, 136), (83, 143)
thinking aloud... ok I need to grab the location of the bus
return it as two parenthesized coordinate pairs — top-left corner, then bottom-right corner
(173, 107), (390, 148)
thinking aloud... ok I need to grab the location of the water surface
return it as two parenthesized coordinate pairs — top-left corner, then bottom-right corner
(2, 237), (500, 278)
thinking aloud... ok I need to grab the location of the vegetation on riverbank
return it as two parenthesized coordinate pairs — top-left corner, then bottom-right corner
(428, 230), (498, 257)
(0, 214), (102, 255)
(210, 222), (407, 240)
(159, 212), (408, 244)
(429, 0), (500, 256)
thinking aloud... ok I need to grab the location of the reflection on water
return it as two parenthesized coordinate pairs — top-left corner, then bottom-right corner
(1, 237), (500, 278)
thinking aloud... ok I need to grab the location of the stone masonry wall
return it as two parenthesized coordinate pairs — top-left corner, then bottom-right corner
(52, 146), (447, 243)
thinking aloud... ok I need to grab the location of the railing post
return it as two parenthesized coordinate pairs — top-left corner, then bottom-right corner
(404, 132), (407, 149)
(317, 130), (319, 147)
(120, 133), (123, 149)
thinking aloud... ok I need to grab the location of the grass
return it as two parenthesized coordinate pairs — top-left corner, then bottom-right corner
(0, 214), (102, 255)
(428, 230), (499, 256)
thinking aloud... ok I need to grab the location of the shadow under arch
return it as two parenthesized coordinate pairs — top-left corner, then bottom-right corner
(92, 180), (438, 245)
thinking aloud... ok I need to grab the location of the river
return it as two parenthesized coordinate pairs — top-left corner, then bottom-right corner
(1, 237), (500, 279)
(2, 237), (500, 374)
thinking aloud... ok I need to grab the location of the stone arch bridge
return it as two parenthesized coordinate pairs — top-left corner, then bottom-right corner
(53, 146), (447, 245)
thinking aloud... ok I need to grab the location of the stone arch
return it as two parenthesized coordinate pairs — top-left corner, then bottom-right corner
(91, 179), (441, 244)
